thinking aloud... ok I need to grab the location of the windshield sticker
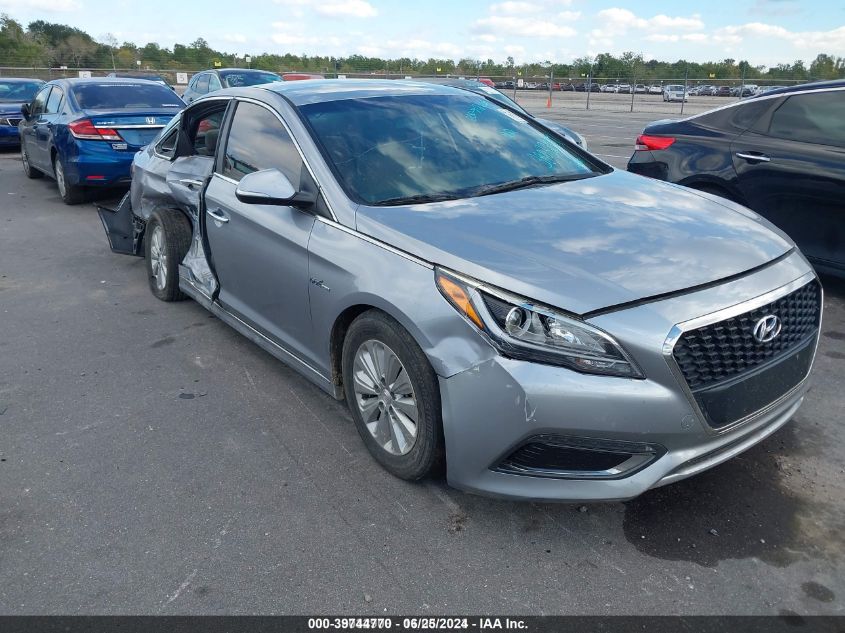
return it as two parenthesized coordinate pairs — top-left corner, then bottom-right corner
(500, 128), (516, 139)
(529, 137), (569, 170)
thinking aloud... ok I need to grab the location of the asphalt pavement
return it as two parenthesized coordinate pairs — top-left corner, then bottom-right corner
(0, 124), (843, 616)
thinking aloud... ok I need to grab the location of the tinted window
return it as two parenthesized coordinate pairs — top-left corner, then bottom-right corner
(302, 94), (595, 205)
(195, 74), (210, 94)
(31, 86), (50, 115)
(221, 71), (281, 88)
(222, 102), (302, 184)
(767, 92), (845, 148)
(0, 80), (43, 103)
(45, 87), (63, 114)
(71, 83), (184, 109)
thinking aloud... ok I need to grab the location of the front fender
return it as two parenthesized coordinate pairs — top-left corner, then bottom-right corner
(306, 219), (495, 380)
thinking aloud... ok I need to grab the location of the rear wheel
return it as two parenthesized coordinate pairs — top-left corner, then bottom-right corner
(342, 310), (444, 481)
(144, 210), (192, 302)
(53, 155), (86, 205)
(21, 144), (43, 179)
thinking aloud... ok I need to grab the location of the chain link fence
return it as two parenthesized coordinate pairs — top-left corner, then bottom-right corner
(0, 66), (816, 114)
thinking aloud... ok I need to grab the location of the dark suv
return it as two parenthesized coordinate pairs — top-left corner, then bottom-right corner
(628, 80), (845, 276)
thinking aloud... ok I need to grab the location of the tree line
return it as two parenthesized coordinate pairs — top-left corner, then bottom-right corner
(1, 15), (843, 82)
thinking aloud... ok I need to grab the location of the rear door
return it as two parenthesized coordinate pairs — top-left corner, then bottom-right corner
(731, 89), (845, 271)
(22, 85), (50, 170)
(36, 85), (64, 166)
(204, 99), (317, 362)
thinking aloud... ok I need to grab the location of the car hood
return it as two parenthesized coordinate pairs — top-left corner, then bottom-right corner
(354, 170), (793, 315)
(0, 102), (25, 115)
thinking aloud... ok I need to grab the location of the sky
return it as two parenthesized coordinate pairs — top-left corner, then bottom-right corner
(2, 0), (844, 67)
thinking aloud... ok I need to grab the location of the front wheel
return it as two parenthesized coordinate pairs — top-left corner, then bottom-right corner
(342, 310), (444, 481)
(53, 155), (85, 205)
(144, 210), (192, 302)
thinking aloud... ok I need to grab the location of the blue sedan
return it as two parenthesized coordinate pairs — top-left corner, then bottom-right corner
(19, 77), (185, 204)
(0, 78), (44, 147)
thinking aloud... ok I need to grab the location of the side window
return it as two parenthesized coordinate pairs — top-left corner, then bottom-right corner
(767, 92), (845, 148)
(31, 86), (51, 116)
(192, 110), (225, 156)
(221, 102), (302, 185)
(45, 87), (64, 114)
(195, 74), (210, 94)
(729, 99), (770, 131)
(208, 74), (222, 92)
(155, 115), (181, 158)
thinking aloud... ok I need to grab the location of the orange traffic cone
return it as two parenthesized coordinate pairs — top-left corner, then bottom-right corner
(546, 95), (552, 108)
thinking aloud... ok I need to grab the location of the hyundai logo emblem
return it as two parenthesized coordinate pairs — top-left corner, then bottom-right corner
(753, 314), (782, 343)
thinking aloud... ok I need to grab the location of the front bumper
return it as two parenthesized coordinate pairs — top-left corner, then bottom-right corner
(439, 251), (818, 501)
(0, 124), (20, 145)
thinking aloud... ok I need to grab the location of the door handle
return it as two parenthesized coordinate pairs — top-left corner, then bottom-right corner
(736, 152), (771, 163)
(179, 178), (204, 188)
(207, 208), (229, 223)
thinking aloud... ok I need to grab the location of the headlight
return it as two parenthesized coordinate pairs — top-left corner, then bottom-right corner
(435, 268), (643, 378)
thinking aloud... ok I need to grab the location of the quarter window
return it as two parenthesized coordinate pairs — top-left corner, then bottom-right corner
(221, 102), (302, 185)
(208, 74), (222, 92)
(767, 92), (845, 148)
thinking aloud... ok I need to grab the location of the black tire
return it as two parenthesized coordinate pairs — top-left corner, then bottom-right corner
(53, 154), (86, 205)
(21, 144), (43, 179)
(342, 310), (444, 481)
(144, 209), (192, 302)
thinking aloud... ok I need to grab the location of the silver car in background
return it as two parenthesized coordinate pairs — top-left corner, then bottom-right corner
(100, 80), (821, 501)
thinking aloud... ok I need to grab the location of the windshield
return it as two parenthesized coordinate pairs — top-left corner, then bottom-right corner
(222, 72), (281, 88)
(71, 83), (184, 109)
(302, 93), (597, 206)
(0, 81), (43, 103)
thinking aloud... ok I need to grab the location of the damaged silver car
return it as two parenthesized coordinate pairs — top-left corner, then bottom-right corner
(100, 80), (822, 501)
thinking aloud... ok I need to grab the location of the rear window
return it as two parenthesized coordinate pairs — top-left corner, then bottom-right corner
(71, 83), (184, 109)
(221, 72), (281, 88)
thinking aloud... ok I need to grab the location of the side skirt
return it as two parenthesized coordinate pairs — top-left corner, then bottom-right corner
(178, 271), (344, 401)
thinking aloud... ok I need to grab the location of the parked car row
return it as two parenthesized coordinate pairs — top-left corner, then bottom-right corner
(8, 73), (829, 502)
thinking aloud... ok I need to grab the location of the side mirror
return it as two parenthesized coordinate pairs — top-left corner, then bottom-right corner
(21, 103), (31, 120)
(235, 168), (314, 208)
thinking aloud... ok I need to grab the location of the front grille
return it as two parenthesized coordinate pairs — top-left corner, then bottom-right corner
(673, 280), (820, 392)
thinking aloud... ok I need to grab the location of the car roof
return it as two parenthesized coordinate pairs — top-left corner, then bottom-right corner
(48, 77), (167, 87)
(749, 79), (845, 98)
(216, 68), (279, 74)
(0, 77), (44, 83)
(260, 79), (468, 106)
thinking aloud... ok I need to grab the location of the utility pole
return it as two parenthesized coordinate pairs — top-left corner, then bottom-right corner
(681, 66), (688, 115)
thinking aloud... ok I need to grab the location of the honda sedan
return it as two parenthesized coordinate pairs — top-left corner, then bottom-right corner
(100, 80), (821, 501)
(19, 78), (185, 204)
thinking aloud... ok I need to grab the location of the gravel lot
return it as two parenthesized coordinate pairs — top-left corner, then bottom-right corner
(0, 110), (843, 616)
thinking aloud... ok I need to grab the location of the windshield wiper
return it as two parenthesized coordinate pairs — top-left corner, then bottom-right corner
(372, 192), (463, 206)
(469, 174), (593, 197)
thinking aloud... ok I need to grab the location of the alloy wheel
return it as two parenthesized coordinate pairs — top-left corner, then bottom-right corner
(149, 225), (168, 290)
(352, 339), (419, 456)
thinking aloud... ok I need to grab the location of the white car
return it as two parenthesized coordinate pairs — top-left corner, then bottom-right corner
(648, 85), (662, 94)
(663, 84), (688, 102)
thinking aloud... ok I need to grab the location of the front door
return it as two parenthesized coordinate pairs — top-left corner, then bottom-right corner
(731, 90), (845, 271)
(204, 100), (316, 363)
(21, 85), (51, 170)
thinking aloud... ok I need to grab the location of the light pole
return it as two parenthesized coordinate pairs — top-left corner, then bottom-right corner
(245, 55), (251, 69)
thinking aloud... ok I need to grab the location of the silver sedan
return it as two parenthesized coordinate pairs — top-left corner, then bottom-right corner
(100, 80), (821, 501)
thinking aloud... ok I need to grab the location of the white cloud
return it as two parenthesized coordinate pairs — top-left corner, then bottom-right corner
(714, 22), (845, 51)
(223, 33), (247, 43)
(645, 33), (708, 43)
(473, 34), (498, 43)
(0, 0), (80, 10)
(595, 8), (703, 36)
(490, 1), (541, 14)
(473, 15), (576, 38)
(314, 0), (377, 18)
